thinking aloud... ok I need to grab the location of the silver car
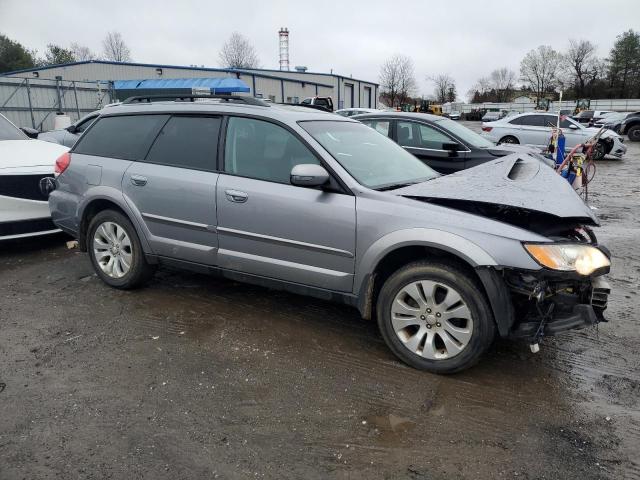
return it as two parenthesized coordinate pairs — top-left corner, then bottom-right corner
(38, 112), (100, 147)
(47, 96), (611, 374)
(482, 112), (627, 159)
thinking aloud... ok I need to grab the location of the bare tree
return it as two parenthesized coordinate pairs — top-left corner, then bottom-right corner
(430, 74), (456, 103)
(379, 54), (416, 107)
(561, 39), (600, 98)
(520, 45), (560, 100)
(489, 68), (517, 102)
(218, 32), (260, 68)
(102, 32), (131, 62)
(70, 43), (96, 61)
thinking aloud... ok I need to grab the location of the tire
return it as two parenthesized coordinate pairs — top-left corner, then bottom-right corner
(627, 125), (640, 142)
(87, 209), (156, 289)
(376, 261), (496, 374)
(499, 135), (519, 144)
(591, 140), (606, 160)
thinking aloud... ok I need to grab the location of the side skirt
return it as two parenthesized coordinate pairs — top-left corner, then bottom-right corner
(149, 254), (360, 310)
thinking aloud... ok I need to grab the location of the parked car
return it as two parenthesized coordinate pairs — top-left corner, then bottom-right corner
(590, 112), (629, 133)
(481, 111), (502, 122)
(335, 108), (379, 117)
(481, 112), (626, 160)
(0, 113), (69, 240)
(448, 111), (461, 120)
(620, 111), (640, 142)
(38, 111), (100, 147)
(572, 110), (611, 125)
(48, 95), (611, 374)
(300, 96), (334, 112)
(353, 112), (551, 174)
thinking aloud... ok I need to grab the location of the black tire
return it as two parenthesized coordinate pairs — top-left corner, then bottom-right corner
(87, 209), (156, 289)
(627, 125), (640, 142)
(591, 140), (606, 160)
(499, 135), (519, 144)
(376, 261), (496, 374)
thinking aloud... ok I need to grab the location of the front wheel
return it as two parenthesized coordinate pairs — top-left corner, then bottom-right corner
(627, 125), (640, 142)
(376, 261), (496, 374)
(87, 209), (156, 289)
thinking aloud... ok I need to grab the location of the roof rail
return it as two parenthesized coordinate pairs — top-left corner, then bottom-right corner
(121, 94), (270, 106)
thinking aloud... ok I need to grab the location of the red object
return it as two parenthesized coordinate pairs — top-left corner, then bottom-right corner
(54, 152), (71, 175)
(482, 126), (493, 132)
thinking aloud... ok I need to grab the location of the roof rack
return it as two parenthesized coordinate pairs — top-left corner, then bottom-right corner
(121, 94), (270, 106)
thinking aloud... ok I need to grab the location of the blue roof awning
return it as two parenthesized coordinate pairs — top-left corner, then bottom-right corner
(113, 77), (250, 94)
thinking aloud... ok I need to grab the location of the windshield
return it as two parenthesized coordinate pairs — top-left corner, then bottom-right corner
(435, 117), (494, 148)
(301, 120), (439, 189)
(0, 114), (27, 141)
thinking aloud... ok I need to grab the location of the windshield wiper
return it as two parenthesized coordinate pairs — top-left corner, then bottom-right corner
(376, 180), (425, 191)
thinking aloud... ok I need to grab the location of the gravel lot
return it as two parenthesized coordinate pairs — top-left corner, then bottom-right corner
(1, 124), (639, 479)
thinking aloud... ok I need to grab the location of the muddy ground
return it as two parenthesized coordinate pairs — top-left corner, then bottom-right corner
(1, 125), (639, 479)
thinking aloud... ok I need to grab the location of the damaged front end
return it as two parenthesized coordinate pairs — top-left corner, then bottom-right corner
(502, 266), (610, 343)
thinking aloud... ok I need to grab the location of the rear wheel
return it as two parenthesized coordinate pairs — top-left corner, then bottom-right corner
(627, 125), (640, 142)
(499, 135), (519, 144)
(376, 261), (496, 374)
(87, 209), (156, 289)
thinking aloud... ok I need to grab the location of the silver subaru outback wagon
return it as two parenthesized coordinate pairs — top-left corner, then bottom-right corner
(47, 95), (611, 374)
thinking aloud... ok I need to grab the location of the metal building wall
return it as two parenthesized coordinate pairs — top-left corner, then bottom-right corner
(0, 77), (112, 131)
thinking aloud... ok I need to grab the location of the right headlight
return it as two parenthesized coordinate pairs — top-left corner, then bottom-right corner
(524, 243), (610, 276)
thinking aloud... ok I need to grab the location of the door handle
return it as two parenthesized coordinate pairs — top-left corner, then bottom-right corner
(225, 189), (248, 203)
(130, 175), (147, 186)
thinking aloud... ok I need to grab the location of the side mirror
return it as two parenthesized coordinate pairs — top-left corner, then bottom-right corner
(442, 142), (461, 156)
(20, 127), (39, 139)
(568, 124), (579, 130)
(290, 164), (329, 187)
(66, 125), (77, 133)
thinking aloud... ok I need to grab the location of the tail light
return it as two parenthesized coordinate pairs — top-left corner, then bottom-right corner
(54, 152), (71, 175)
(482, 126), (493, 132)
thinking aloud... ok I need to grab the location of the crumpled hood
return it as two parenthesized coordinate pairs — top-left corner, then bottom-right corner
(393, 153), (598, 224)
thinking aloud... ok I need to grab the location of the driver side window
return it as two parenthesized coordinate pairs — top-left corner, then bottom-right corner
(224, 117), (319, 184)
(397, 121), (454, 150)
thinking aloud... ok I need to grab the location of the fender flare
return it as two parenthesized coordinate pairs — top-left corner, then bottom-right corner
(77, 187), (153, 255)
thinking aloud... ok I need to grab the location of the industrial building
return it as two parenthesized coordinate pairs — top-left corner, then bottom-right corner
(2, 60), (379, 110)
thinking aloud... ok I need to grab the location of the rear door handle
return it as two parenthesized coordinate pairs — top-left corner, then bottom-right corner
(225, 189), (248, 203)
(130, 175), (147, 186)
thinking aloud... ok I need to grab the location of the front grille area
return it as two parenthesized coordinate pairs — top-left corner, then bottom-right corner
(591, 287), (610, 310)
(0, 218), (57, 238)
(0, 174), (52, 201)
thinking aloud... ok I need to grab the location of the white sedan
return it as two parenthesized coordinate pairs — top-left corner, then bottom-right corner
(1, 114), (69, 240)
(481, 112), (626, 160)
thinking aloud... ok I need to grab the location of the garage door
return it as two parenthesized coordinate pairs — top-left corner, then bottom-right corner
(344, 83), (354, 109)
(364, 87), (371, 108)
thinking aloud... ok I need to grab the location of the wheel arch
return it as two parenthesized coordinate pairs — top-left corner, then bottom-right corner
(355, 229), (503, 321)
(77, 192), (152, 256)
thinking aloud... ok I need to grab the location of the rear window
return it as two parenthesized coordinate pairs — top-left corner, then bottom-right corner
(145, 116), (221, 171)
(73, 115), (168, 160)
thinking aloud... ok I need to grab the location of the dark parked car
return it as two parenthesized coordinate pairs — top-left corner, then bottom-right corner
(620, 111), (640, 142)
(353, 112), (549, 174)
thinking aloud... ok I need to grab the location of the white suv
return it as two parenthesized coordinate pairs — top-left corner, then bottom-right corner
(481, 112), (626, 159)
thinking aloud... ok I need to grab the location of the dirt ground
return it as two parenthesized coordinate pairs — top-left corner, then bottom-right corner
(1, 126), (639, 479)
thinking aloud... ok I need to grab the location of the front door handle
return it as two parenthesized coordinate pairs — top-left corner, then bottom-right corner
(130, 175), (148, 187)
(225, 189), (248, 203)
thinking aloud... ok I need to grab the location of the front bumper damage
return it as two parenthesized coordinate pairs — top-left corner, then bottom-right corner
(477, 266), (610, 342)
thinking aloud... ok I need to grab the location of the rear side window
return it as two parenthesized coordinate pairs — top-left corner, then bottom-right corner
(145, 116), (221, 171)
(74, 115), (168, 160)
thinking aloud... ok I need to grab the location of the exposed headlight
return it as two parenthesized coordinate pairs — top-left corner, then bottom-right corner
(524, 244), (610, 275)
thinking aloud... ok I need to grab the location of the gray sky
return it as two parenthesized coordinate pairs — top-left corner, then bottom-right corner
(1, 0), (639, 100)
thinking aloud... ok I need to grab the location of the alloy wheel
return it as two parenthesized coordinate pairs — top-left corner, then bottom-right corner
(391, 280), (474, 360)
(93, 221), (133, 279)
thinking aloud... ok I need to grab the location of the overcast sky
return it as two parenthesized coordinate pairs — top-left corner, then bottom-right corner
(1, 0), (639, 99)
